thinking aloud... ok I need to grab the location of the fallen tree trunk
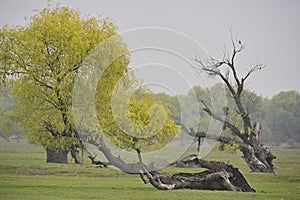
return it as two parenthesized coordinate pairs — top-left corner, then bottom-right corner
(87, 142), (255, 192)
(140, 168), (254, 192)
(140, 154), (255, 192)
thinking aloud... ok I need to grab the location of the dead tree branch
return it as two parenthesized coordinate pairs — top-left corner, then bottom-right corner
(193, 32), (275, 172)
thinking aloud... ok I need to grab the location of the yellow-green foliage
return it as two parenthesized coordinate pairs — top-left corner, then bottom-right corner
(95, 65), (179, 153)
(0, 4), (179, 154)
(0, 4), (116, 151)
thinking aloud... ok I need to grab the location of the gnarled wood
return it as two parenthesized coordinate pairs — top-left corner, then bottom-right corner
(240, 144), (275, 172)
(140, 156), (255, 192)
(88, 142), (255, 192)
(170, 154), (255, 192)
(181, 122), (276, 172)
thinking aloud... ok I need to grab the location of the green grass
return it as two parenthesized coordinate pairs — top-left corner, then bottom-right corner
(0, 139), (299, 200)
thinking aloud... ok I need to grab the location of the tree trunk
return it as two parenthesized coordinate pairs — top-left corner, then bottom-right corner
(140, 170), (254, 192)
(240, 122), (276, 173)
(141, 155), (255, 192)
(97, 145), (156, 174)
(70, 149), (82, 164)
(240, 143), (275, 173)
(180, 122), (276, 173)
(46, 149), (68, 164)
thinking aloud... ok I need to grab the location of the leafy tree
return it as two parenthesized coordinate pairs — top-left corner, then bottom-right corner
(266, 90), (300, 143)
(0, 3), (180, 166)
(153, 93), (181, 121)
(0, 84), (16, 138)
(153, 86), (213, 151)
(154, 86), (211, 131)
(98, 86), (179, 163)
(0, 4), (118, 163)
(74, 44), (179, 166)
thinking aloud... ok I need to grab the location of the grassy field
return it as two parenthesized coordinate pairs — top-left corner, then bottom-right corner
(0, 139), (299, 200)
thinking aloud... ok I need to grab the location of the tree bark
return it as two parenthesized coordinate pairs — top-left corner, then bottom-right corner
(140, 170), (254, 191)
(240, 143), (275, 172)
(140, 155), (255, 192)
(97, 144), (156, 174)
(180, 122), (276, 173)
(239, 121), (276, 172)
(46, 149), (68, 164)
(70, 149), (82, 164)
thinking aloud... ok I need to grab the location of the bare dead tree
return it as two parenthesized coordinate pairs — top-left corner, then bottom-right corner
(192, 33), (276, 173)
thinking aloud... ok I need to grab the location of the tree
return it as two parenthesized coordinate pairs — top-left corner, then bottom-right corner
(266, 91), (300, 143)
(152, 93), (181, 122)
(71, 35), (180, 172)
(0, 84), (17, 139)
(191, 34), (276, 172)
(0, 4), (118, 163)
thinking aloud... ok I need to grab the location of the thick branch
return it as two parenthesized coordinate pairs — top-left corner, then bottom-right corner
(87, 155), (109, 167)
(43, 121), (61, 137)
(200, 100), (246, 141)
(86, 139), (156, 174)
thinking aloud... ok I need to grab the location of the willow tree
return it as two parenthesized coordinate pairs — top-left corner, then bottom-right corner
(192, 34), (276, 172)
(0, 5), (118, 163)
(72, 33), (180, 172)
(101, 87), (179, 169)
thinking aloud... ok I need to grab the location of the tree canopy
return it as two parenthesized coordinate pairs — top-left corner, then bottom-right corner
(0, 5), (118, 152)
(0, 4), (179, 165)
(265, 90), (300, 142)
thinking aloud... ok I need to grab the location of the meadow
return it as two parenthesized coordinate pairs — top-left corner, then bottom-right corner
(0, 139), (299, 200)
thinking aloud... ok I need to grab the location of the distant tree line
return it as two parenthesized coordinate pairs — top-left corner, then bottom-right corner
(154, 86), (300, 145)
(1, 83), (299, 145)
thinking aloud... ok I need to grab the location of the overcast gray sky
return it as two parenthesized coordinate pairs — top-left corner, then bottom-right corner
(1, 0), (300, 98)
